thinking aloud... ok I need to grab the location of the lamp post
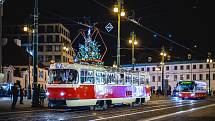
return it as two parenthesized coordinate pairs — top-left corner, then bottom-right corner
(129, 31), (137, 70)
(32, 0), (39, 107)
(23, 25), (33, 99)
(113, 0), (125, 68)
(207, 54), (213, 96)
(0, 0), (5, 73)
(155, 66), (161, 91)
(160, 46), (167, 94)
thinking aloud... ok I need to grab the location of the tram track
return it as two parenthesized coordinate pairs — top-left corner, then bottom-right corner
(0, 99), (212, 121)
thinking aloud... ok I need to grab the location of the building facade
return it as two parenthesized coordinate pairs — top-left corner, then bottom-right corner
(4, 23), (75, 67)
(123, 60), (215, 93)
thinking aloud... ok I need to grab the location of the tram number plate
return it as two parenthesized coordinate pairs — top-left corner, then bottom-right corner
(126, 91), (132, 96)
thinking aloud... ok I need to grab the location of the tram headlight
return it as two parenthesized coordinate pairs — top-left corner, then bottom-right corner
(60, 92), (65, 96)
(191, 93), (195, 97)
(179, 93), (182, 96)
(46, 92), (50, 96)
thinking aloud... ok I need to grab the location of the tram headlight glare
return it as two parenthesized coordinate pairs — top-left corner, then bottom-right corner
(46, 92), (50, 96)
(60, 92), (65, 96)
(191, 93), (195, 96)
(179, 93), (182, 96)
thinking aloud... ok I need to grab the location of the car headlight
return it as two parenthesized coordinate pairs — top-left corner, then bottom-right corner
(179, 93), (182, 96)
(60, 92), (65, 96)
(176, 92), (179, 95)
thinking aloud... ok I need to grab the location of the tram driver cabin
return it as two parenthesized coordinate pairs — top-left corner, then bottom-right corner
(46, 63), (151, 109)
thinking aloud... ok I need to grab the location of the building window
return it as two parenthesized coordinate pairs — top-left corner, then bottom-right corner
(38, 45), (43, 52)
(55, 35), (60, 42)
(54, 45), (60, 52)
(47, 25), (54, 33)
(193, 74), (196, 80)
(63, 56), (67, 62)
(213, 64), (215, 68)
(152, 76), (155, 82)
(147, 67), (150, 72)
(38, 55), (43, 62)
(186, 74), (190, 80)
(206, 64), (209, 69)
(174, 75), (177, 81)
(136, 68), (139, 71)
(174, 66), (177, 70)
(206, 74), (209, 80)
(180, 75), (183, 80)
(45, 55), (52, 62)
(186, 65), (190, 70)
(158, 76), (161, 82)
(180, 65), (184, 70)
(166, 75), (169, 79)
(199, 74), (203, 80)
(213, 74), (215, 80)
(55, 25), (59, 32)
(47, 35), (53, 43)
(193, 65), (196, 69)
(38, 35), (44, 43)
(166, 66), (169, 71)
(55, 55), (61, 62)
(199, 64), (203, 69)
(141, 68), (144, 71)
(46, 45), (52, 51)
(152, 67), (155, 71)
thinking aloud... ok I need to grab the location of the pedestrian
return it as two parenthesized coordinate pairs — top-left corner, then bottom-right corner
(24, 88), (27, 98)
(19, 87), (24, 104)
(39, 85), (46, 107)
(156, 89), (160, 98)
(11, 83), (19, 109)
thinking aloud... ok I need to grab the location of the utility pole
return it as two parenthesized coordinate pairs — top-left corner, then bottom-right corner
(32, 0), (39, 107)
(129, 31), (137, 70)
(207, 52), (213, 96)
(0, 0), (5, 73)
(117, 0), (121, 68)
(160, 46), (166, 94)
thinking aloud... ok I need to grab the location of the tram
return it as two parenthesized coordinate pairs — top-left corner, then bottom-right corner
(46, 63), (151, 109)
(177, 80), (207, 99)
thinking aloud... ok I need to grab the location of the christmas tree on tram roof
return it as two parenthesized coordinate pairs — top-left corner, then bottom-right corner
(72, 27), (107, 65)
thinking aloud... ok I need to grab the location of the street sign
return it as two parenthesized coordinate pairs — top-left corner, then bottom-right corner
(105, 23), (113, 32)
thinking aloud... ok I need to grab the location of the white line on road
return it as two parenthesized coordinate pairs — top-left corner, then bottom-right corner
(140, 103), (215, 121)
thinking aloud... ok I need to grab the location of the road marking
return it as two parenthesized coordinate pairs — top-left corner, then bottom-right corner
(92, 101), (205, 121)
(140, 103), (215, 121)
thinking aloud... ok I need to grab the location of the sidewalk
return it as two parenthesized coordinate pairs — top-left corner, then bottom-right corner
(0, 97), (48, 113)
(150, 94), (172, 101)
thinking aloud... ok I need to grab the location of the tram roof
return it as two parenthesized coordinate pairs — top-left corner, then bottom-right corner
(49, 63), (149, 75)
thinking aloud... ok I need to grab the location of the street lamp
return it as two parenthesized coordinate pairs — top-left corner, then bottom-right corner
(160, 46), (167, 94)
(113, 0), (125, 68)
(129, 31), (137, 70)
(23, 25), (33, 99)
(207, 55), (213, 95)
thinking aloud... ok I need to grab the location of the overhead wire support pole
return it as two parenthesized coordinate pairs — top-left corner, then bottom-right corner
(0, 0), (5, 73)
(117, 0), (121, 68)
(32, 0), (39, 107)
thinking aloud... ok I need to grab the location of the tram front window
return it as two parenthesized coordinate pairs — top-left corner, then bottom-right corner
(48, 69), (78, 84)
(179, 82), (195, 92)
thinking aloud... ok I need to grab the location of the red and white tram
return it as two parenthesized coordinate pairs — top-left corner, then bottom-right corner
(46, 63), (151, 109)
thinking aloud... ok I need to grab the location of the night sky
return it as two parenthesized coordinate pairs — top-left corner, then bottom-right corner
(2, 0), (213, 66)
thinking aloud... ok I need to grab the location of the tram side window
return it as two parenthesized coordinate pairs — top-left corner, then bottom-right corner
(80, 70), (94, 84)
(118, 74), (124, 84)
(125, 75), (132, 85)
(133, 75), (139, 85)
(95, 71), (106, 84)
(107, 73), (116, 84)
(140, 75), (145, 84)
